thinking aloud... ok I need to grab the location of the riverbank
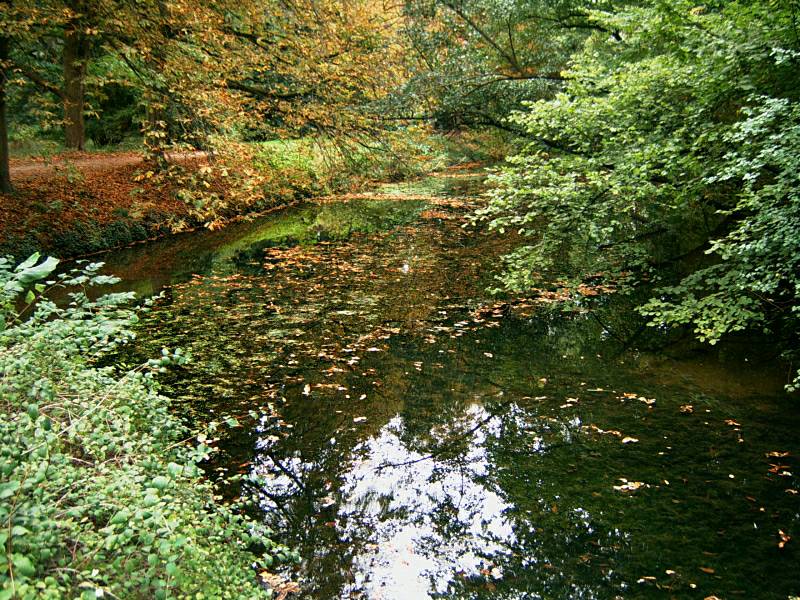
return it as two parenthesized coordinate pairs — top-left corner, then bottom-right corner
(0, 133), (500, 261)
(0, 257), (286, 599)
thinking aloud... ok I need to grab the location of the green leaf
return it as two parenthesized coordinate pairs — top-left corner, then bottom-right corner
(167, 462), (183, 479)
(17, 256), (60, 285)
(16, 252), (40, 271)
(0, 481), (20, 499)
(151, 476), (170, 490)
(12, 554), (35, 578)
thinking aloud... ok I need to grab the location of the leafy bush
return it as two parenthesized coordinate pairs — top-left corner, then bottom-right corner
(479, 0), (800, 388)
(0, 255), (283, 599)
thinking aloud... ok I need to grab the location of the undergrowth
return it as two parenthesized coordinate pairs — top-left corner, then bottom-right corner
(0, 255), (289, 599)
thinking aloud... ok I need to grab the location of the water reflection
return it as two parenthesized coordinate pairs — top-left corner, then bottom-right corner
(116, 172), (800, 599)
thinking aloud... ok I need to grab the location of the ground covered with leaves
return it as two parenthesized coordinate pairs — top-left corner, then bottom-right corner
(1, 152), (201, 259)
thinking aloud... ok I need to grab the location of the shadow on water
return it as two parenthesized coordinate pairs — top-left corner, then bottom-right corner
(102, 172), (798, 599)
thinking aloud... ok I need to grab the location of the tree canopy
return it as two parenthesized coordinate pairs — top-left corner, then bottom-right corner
(2, 0), (800, 383)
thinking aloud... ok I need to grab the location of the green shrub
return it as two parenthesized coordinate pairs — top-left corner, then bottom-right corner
(0, 255), (283, 599)
(478, 1), (800, 389)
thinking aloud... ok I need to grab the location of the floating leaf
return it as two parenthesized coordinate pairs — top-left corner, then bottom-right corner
(778, 530), (791, 549)
(699, 567), (715, 574)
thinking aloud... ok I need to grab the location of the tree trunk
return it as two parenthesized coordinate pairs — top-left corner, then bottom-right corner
(0, 21), (12, 194)
(63, 5), (89, 151)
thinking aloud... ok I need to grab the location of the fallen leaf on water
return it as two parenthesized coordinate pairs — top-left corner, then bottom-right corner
(766, 451), (790, 458)
(259, 573), (301, 600)
(778, 530), (791, 549)
(768, 464), (793, 476)
(613, 479), (646, 492)
(699, 567), (715, 574)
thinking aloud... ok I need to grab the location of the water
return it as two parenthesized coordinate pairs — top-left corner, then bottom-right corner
(100, 172), (799, 599)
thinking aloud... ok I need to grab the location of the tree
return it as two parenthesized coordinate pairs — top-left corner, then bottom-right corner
(3, 0), (92, 151)
(221, 0), (408, 140)
(0, 0), (12, 193)
(61, 0), (90, 149)
(478, 0), (800, 387)
(394, 0), (602, 130)
(4, 0), (211, 153)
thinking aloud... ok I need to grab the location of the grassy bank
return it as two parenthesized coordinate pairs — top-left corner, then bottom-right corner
(0, 256), (289, 599)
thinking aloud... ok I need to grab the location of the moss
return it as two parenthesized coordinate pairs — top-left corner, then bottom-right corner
(0, 233), (41, 261)
(49, 218), (162, 258)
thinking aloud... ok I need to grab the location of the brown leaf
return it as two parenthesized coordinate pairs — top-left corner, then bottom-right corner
(766, 451), (790, 458)
(699, 567), (715, 574)
(778, 530), (791, 549)
(260, 573), (301, 600)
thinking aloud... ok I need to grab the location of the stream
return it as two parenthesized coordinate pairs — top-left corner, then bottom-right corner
(96, 171), (799, 599)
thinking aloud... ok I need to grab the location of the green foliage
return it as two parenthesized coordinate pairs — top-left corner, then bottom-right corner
(171, 130), (458, 228)
(479, 0), (800, 387)
(0, 255), (282, 598)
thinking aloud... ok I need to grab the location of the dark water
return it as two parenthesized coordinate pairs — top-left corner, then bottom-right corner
(102, 173), (799, 599)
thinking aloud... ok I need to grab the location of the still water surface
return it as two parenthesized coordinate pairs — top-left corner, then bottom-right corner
(98, 173), (798, 599)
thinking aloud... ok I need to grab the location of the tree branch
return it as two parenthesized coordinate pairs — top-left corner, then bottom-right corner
(13, 62), (65, 100)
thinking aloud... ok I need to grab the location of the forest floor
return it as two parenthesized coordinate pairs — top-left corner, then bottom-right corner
(8, 150), (204, 177)
(1, 150), (198, 259)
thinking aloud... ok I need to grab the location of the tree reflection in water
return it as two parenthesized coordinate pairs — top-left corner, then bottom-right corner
(119, 173), (799, 599)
